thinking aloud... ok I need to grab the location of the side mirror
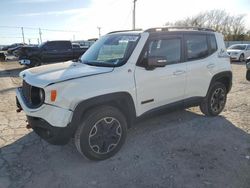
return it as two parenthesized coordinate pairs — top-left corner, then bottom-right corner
(146, 56), (168, 70)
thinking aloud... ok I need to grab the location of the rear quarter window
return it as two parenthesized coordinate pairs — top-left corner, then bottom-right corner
(185, 34), (209, 61)
(208, 35), (217, 54)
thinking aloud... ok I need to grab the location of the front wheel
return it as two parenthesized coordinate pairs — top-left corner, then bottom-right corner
(74, 106), (127, 160)
(200, 82), (227, 116)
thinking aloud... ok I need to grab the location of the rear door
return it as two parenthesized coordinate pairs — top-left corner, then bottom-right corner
(184, 34), (218, 98)
(41, 41), (72, 62)
(135, 35), (187, 115)
(55, 41), (73, 62)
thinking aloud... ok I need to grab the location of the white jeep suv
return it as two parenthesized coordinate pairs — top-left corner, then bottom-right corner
(16, 27), (232, 160)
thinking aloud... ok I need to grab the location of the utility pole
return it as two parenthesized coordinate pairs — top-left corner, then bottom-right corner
(39, 28), (42, 43)
(97, 27), (101, 38)
(21, 27), (25, 44)
(132, 0), (137, 30)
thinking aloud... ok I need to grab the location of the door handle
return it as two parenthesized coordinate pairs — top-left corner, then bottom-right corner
(173, 70), (185, 75)
(207, 63), (215, 69)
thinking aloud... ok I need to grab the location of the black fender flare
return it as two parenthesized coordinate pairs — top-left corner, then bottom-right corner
(207, 71), (232, 94)
(68, 92), (137, 137)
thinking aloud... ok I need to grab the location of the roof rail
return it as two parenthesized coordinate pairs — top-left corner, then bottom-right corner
(108, 29), (143, 34)
(144, 27), (215, 32)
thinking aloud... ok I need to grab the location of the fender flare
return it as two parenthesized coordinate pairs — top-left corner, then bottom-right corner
(207, 71), (232, 94)
(68, 92), (137, 137)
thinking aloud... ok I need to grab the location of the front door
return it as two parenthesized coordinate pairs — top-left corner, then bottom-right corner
(135, 35), (187, 115)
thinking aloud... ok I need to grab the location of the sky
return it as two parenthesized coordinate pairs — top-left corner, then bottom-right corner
(0, 0), (250, 45)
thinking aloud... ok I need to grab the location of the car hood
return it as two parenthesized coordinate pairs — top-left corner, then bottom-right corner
(227, 49), (242, 53)
(20, 61), (114, 88)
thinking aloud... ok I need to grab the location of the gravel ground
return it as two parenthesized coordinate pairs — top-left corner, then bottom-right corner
(0, 60), (249, 188)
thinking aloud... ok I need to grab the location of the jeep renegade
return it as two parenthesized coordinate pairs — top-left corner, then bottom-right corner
(16, 27), (232, 160)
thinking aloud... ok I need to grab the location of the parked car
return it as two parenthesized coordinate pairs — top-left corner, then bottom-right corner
(246, 57), (250, 81)
(0, 52), (6, 61)
(18, 40), (88, 67)
(227, 44), (250, 62)
(16, 27), (232, 160)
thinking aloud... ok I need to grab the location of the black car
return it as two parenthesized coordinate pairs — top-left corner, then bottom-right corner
(18, 40), (88, 67)
(246, 57), (250, 81)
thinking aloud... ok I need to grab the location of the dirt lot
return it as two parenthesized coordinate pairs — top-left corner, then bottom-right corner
(0, 60), (249, 188)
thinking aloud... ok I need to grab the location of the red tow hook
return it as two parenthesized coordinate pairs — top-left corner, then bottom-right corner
(26, 124), (32, 129)
(16, 108), (22, 113)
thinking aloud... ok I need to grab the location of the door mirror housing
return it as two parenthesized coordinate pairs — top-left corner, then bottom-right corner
(146, 56), (168, 70)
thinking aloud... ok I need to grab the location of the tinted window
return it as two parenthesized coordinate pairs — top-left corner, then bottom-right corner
(208, 35), (217, 54)
(147, 38), (181, 64)
(45, 42), (55, 50)
(45, 41), (71, 50)
(56, 41), (71, 50)
(228, 44), (247, 50)
(185, 35), (209, 61)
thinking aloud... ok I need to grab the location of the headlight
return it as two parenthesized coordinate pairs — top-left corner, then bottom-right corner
(30, 87), (45, 107)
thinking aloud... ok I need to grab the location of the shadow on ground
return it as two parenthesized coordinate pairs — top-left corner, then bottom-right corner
(1, 110), (250, 188)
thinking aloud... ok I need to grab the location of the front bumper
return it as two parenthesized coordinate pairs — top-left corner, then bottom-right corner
(16, 88), (73, 128)
(27, 116), (72, 145)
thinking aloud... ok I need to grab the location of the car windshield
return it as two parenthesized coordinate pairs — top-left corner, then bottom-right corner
(228, 44), (247, 50)
(80, 34), (140, 67)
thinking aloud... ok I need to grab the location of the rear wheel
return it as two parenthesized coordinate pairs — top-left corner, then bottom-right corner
(200, 82), (227, 116)
(74, 106), (127, 160)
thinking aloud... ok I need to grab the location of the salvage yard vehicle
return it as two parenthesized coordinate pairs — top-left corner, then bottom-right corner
(18, 40), (88, 67)
(16, 27), (232, 160)
(246, 57), (250, 81)
(227, 44), (250, 62)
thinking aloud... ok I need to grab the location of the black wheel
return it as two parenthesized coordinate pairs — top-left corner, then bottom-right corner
(74, 106), (127, 160)
(27, 57), (41, 68)
(200, 82), (227, 116)
(239, 54), (244, 62)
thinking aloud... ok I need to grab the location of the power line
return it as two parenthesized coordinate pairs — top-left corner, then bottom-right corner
(0, 26), (81, 33)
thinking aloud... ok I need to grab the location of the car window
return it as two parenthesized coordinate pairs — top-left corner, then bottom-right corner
(208, 35), (217, 54)
(147, 38), (181, 64)
(247, 45), (250, 50)
(45, 42), (56, 50)
(185, 35), (209, 61)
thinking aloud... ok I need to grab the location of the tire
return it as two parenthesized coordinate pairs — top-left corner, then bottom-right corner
(74, 105), (127, 160)
(200, 82), (227, 116)
(239, 54), (244, 62)
(27, 57), (41, 68)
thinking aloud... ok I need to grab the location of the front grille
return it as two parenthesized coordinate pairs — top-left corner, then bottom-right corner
(22, 80), (44, 108)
